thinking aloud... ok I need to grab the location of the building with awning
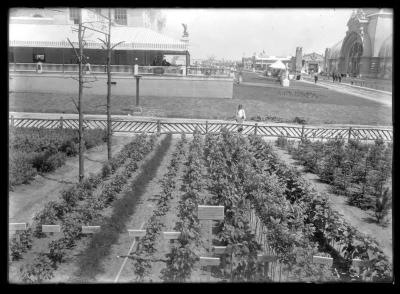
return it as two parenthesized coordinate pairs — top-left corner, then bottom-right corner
(9, 22), (190, 66)
(324, 8), (392, 79)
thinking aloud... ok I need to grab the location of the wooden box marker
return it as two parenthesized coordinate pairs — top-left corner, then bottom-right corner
(199, 256), (220, 267)
(9, 223), (27, 231)
(81, 226), (101, 234)
(213, 246), (227, 255)
(128, 229), (146, 238)
(257, 254), (278, 263)
(312, 256), (333, 266)
(42, 225), (61, 233)
(352, 259), (370, 268)
(163, 231), (181, 240)
(198, 205), (224, 220)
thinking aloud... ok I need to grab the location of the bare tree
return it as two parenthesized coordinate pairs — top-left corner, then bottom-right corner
(96, 9), (124, 161)
(66, 9), (85, 182)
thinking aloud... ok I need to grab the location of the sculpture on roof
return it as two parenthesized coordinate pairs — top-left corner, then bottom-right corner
(182, 23), (189, 38)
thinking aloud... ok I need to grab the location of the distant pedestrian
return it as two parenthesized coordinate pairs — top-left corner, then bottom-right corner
(236, 104), (246, 133)
(338, 74), (342, 83)
(332, 72), (335, 82)
(314, 73), (318, 84)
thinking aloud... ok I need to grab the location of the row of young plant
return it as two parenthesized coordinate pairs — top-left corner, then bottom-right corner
(74, 133), (172, 281)
(203, 129), (331, 282)
(251, 135), (392, 281)
(10, 133), (158, 283)
(130, 134), (187, 281)
(276, 136), (392, 222)
(160, 130), (207, 282)
(9, 127), (107, 189)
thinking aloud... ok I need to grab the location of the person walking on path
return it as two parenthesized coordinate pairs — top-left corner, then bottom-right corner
(314, 73), (318, 84)
(236, 104), (246, 133)
(338, 74), (342, 83)
(332, 72), (335, 83)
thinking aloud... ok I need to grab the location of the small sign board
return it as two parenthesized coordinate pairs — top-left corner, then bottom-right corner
(163, 231), (181, 240)
(257, 254), (278, 263)
(212, 246), (227, 255)
(128, 229), (146, 238)
(9, 223), (27, 231)
(42, 225), (61, 233)
(198, 205), (224, 220)
(81, 226), (101, 234)
(199, 257), (220, 267)
(352, 259), (370, 268)
(312, 256), (333, 266)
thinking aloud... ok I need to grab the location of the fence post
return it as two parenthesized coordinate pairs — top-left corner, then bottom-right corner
(157, 120), (161, 134)
(206, 121), (208, 134)
(254, 123), (258, 135)
(10, 115), (14, 127)
(300, 125), (305, 141)
(348, 127), (352, 143)
(60, 116), (64, 129)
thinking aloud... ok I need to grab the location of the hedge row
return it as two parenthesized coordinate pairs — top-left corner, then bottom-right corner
(9, 127), (107, 188)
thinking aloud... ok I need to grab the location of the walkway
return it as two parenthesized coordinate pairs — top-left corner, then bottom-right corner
(299, 78), (392, 107)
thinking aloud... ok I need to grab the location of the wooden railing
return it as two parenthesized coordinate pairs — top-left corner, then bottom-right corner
(9, 63), (232, 78)
(8, 116), (393, 142)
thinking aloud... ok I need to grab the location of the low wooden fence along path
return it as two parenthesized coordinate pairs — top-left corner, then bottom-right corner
(9, 116), (393, 142)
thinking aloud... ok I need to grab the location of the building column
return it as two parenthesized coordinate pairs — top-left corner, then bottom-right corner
(359, 56), (371, 77)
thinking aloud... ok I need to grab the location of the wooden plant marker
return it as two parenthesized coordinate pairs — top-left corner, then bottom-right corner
(128, 229), (146, 241)
(81, 226), (101, 234)
(312, 256), (333, 267)
(199, 257), (221, 282)
(352, 259), (370, 268)
(212, 246), (227, 255)
(198, 205), (224, 252)
(9, 223), (28, 232)
(42, 225), (61, 233)
(162, 231), (181, 252)
(9, 223), (28, 242)
(257, 254), (278, 279)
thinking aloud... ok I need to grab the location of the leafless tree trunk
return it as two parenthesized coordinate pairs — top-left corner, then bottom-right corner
(106, 9), (112, 161)
(78, 10), (84, 182)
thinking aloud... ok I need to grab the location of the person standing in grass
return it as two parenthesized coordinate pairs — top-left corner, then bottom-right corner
(314, 72), (318, 84)
(236, 104), (246, 133)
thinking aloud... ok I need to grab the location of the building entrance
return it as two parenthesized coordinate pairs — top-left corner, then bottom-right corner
(347, 42), (363, 76)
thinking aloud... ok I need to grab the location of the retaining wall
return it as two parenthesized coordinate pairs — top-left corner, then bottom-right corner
(9, 73), (234, 99)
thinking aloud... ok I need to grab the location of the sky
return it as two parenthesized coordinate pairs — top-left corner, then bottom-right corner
(161, 8), (353, 60)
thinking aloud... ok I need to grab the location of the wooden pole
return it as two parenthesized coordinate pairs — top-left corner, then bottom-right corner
(157, 120), (161, 134)
(348, 127), (352, 143)
(10, 115), (14, 127)
(206, 120), (208, 134)
(300, 125), (305, 141)
(254, 123), (258, 135)
(78, 9), (84, 182)
(60, 116), (63, 129)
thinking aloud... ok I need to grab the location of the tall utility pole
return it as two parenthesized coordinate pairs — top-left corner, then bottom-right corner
(78, 9), (84, 182)
(106, 9), (112, 161)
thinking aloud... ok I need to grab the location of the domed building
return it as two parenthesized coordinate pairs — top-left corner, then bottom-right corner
(324, 8), (392, 79)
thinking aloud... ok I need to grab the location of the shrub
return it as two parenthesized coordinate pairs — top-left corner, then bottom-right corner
(9, 151), (37, 187)
(9, 229), (33, 261)
(375, 188), (391, 224)
(60, 139), (79, 156)
(33, 201), (65, 237)
(19, 254), (55, 283)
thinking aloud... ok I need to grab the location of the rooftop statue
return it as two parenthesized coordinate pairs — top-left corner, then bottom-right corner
(182, 23), (189, 37)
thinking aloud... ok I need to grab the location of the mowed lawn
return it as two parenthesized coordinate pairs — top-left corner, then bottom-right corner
(9, 72), (392, 126)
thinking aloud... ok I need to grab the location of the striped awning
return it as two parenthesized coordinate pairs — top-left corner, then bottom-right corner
(9, 23), (189, 52)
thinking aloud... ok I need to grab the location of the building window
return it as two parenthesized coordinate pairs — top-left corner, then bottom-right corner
(69, 8), (79, 24)
(114, 9), (127, 25)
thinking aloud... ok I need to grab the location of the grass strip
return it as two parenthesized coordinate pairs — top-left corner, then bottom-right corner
(73, 134), (173, 281)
